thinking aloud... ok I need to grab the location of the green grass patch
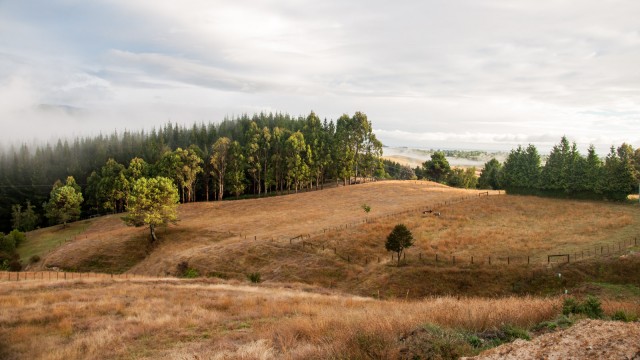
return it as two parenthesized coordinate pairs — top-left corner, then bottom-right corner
(588, 282), (640, 299)
(16, 220), (92, 261)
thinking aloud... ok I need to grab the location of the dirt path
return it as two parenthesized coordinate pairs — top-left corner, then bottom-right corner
(465, 319), (640, 359)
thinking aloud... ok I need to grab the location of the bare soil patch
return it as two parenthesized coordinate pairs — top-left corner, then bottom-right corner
(466, 319), (640, 360)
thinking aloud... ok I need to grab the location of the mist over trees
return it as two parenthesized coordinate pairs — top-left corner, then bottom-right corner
(0, 111), (384, 232)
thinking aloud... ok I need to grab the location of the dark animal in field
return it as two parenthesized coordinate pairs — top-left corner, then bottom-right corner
(423, 209), (433, 214)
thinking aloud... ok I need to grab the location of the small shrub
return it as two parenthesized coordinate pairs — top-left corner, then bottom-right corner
(501, 325), (530, 341)
(361, 203), (371, 213)
(183, 268), (199, 278)
(562, 297), (579, 316)
(466, 334), (482, 348)
(612, 310), (638, 322)
(534, 314), (576, 332)
(581, 295), (604, 319)
(29, 255), (41, 264)
(562, 296), (603, 319)
(247, 272), (261, 283)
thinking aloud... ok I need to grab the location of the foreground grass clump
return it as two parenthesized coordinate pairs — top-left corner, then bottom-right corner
(0, 278), (567, 359)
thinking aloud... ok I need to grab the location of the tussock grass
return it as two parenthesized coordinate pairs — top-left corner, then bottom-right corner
(0, 278), (569, 359)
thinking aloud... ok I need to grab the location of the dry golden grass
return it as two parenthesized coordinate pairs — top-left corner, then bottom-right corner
(29, 181), (640, 298)
(0, 277), (574, 360)
(317, 194), (640, 265)
(38, 181), (484, 273)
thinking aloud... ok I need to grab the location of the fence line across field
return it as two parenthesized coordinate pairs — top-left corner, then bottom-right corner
(2, 235), (636, 282)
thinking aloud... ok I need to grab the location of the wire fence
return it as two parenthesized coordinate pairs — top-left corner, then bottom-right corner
(286, 233), (640, 268)
(0, 271), (161, 282)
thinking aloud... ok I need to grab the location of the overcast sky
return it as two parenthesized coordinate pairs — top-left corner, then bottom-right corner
(1, 1), (639, 153)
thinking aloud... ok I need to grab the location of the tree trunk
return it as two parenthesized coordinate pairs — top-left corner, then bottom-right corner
(218, 174), (224, 201)
(150, 224), (157, 243)
(397, 251), (401, 266)
(205, 177), (210, 201)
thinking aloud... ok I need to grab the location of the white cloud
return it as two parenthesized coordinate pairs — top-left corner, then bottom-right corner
(1, 0), (640, 152)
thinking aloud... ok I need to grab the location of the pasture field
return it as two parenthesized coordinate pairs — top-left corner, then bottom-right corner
(23, 180), (640, 297)
(0, 277), (585, 359)
(6, 181), (640, 359)
(1, 278), (638, 359)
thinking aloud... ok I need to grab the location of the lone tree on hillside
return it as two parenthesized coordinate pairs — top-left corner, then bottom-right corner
(122, 177), (179, 242)
(385, 224), (414, 266)
(43, 176), (84, 228)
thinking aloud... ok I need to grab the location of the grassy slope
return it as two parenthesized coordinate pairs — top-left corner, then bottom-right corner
(24, 180), (640, 297)
(17, 219), (92, 261)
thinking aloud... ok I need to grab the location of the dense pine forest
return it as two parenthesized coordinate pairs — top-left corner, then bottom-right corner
(0, 111), (384, 233)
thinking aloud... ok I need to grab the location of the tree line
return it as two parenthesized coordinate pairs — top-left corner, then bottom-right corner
(477, 137), (639, 200)
(0, 111), (384, 232)
(410, 136), (639, 201)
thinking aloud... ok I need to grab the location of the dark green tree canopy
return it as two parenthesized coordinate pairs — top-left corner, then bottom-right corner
(478, 158), (503, 190)
(421, 151), (451, 183)
(385, 224), (414, 266)
(500, 138), (638, 200)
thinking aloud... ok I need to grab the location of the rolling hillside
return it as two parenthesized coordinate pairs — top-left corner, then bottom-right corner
(7, 180), (640, 359)
(24, 180), (640, 298)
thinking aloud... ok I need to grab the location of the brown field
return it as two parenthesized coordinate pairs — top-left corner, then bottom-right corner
(28, 180), (640, 298)
(0, 277), (563, 359)
(6, 181), (640, 359)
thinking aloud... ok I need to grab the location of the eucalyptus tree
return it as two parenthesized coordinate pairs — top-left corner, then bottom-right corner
(43, 176), (84, 228)
(122, 177), (179, 242)
(226, 141), (246, 198)
(285, 131), (310, 193)
(210, 137), (232, 200)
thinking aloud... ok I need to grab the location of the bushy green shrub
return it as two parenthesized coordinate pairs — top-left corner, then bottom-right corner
(562, 296), (603, 319)
(29, 255), (41, 264)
